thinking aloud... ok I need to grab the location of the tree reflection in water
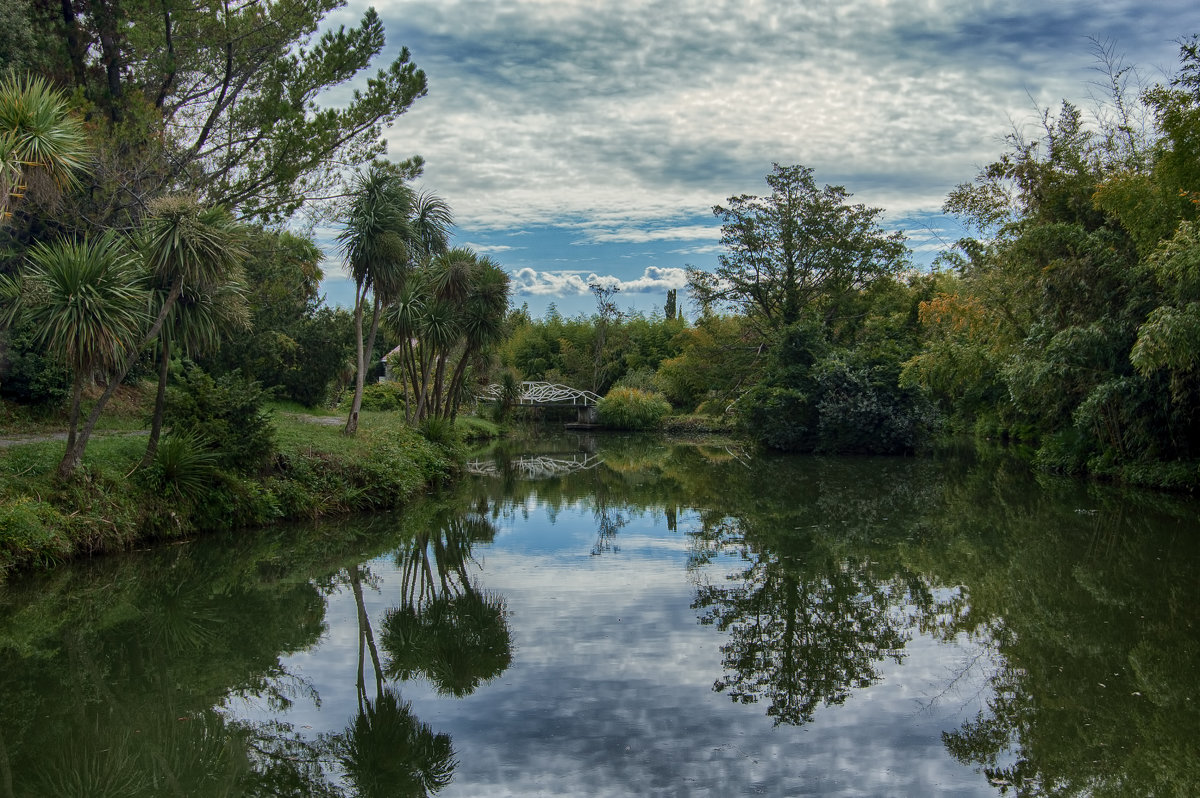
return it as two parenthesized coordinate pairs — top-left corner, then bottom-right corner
(340, 504), (513, 795)
(0, 499), (513, 798)
(338, 686), (455, 798)
(689, 515), (944, 726)
(4, 437), (1199, 795)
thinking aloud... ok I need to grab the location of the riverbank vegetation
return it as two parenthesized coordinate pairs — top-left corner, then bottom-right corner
(0, 387), (459, 579)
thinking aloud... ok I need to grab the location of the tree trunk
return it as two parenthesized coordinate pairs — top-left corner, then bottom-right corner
(404, 341), (421, 423)
(445, 348), (473, 422)
(401, 345), (412, 423)
(431, 352), (448, 418)
(345, 284), (366, 435)
(58, 277), (183, 479)
(94, 0), (125, 121)
(64, 370), (84, 455)
(59, 0), (87, 89)
(414, 346), (434, 422)
(140, 337), (171, 468)
(153, 0), (176, 108)
(363, 293), (383, 389)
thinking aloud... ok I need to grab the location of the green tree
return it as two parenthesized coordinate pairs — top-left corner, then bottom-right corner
(200, 228), (354, 407)
(7, 234), (145, 472)
(37, 0), (429, 223)
(907, 84), (1200, 473)
(140, 276), (250, 468)
(388, 248), (510, 422)
(53, 196), (247, 479)
(338, 163), (451, 434)
(689, 163), (908, 333)
(133, 196), (249, 470)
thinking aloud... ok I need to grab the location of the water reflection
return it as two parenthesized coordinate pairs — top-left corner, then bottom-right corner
(463, 436), (1200, 793)
(0, 503), (512, 797)
(0, 437), (1197, 795)
(382, 507), (512, 697)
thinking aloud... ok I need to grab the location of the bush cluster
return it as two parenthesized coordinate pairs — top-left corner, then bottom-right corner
(360, 381), (406, 412)
(597, 388), (672, 431)
(166, 367), (275, 473)
(0, 409), (457, 579)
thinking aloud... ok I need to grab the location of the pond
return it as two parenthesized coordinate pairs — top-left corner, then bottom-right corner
(0, 434), (1197, 796)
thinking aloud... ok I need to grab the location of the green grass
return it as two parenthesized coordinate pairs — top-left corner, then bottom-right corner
(0, 405), (459, 582)
(455, 415), (502, 440)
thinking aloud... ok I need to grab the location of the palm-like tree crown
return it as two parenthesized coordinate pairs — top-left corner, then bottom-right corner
(22, 233), (145, 375)
(141, 195), (248, 291)
(0, 73), (90, 218)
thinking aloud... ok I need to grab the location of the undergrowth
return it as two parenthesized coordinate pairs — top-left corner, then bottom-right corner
(0, 410), (459, 581)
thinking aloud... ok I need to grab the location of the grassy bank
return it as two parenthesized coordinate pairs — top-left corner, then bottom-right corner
(0, 406), (467, 581)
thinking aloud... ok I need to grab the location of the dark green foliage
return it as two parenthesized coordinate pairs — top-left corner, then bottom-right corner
(738, 322), (936, 454)
(812, 363), (937, 454)
(0, 322), (71, 404)
(613, 365), (659, 393)
(737, 385), (819, 451)
(419, 416), (459, 446)
(201, 230), (355, 408)
(360, 381), (405, 412)
(904, 44), (1200, 485)
(487, 367), (522, 422)
(690, 163), (908, 330)
(141, 429), (219, 502)
(500, 309), (686, 396)
(339, 688), (456, 797)
(597, 388), (671, 431)
(382, 592), (512, 697)
(0, 497), (72, 568)
(165, 366), (275, 474)
(27, 0), (430, 224)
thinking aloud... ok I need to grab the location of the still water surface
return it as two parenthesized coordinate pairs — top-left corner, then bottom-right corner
(1, 435), (1197, 796)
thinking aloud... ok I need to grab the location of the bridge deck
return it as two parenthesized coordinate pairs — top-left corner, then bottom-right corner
(477, 381), (601, 407)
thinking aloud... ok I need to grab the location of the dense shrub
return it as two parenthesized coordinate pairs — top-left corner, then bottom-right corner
(739, 365), (936, 455)
(737, 322), (937, 454)
(165, 366), (276, 473)
(811, 363), (938, 454)
(141, 430), (219, 502)
(737, 385), (819, 451)
(0, 323), (70, 404)
(0, 497), (71, 570)
(419, 416), (459, 446)
(613, 366), (658, 394)
(361, 381), (406, 412)
(597, 388), (671, 431)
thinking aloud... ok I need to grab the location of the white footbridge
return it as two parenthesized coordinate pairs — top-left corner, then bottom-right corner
(477, 381), (601, 407)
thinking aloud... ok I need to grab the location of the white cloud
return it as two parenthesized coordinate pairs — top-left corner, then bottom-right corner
(511, 266), (690, 297)
(460, 241), (521, 254)
(573, 224), (722, 245)
(370, 0), (1198, 239)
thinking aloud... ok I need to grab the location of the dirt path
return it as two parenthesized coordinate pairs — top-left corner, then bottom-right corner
(0, 430), (150, 449)
(0, 413), (342, 449)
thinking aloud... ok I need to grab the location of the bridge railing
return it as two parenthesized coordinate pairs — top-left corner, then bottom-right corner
(464, 453), (603, 479)
(477, 381), (601, 407)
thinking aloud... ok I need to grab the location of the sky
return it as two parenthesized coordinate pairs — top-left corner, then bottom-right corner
(316, 0), (1200, 319)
